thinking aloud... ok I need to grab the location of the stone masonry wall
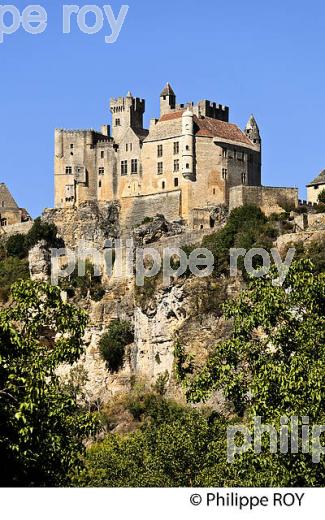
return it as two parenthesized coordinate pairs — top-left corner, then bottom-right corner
(229, 185), (298, 216)
(120, 191), (181, 233)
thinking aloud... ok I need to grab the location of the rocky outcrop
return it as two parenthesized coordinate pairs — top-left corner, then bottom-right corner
(133, 214), (184, 246)
(43, 201), (120, 249)
(28, 240), (51, 282)
(131, 284), (186, 382)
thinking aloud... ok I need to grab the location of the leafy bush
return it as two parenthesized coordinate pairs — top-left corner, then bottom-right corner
(5, 233), (28, 259)
(202, 205), (276, 277)
(26, 217), (63, 250)
(318, 189), (325, 204)
(74, 396), (229, 487)
(3, 219), (62, 262)
(60, 260), (105, 302)
(0, 257), (29, 302)
(99, 320), (134, 373)
(0, 280), (97, 486)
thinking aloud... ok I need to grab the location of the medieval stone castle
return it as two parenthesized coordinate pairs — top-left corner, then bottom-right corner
(54, 84), (298, 230)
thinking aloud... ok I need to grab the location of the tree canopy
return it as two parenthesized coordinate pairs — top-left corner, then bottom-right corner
(0, 280), (97, 486)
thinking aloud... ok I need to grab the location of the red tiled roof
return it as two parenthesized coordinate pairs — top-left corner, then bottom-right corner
(159, 110), (186, 122)
(194, 116), (252, 145)
(158, 112), (252, 145)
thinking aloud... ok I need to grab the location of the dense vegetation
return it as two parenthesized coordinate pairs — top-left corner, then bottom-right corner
(0, 280), (96, 486)
(0, 218), (62, 303)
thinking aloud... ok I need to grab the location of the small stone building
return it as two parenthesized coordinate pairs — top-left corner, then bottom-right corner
(0, 183), (31, 228)
(307, 169), (325, 204)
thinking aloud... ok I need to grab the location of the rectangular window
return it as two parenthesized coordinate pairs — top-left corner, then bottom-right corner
(174, 178), (179, 187)
(242, 172), (247, 184)
(98, 180), (102, 188)
(121, 160), (128, 176)
(65, 166), (72, 175)
(131, 159), (138, 174)
(174, 141), (179, 155)
(157, 144), (163, 158)
(130, 143), (133, 152)
(162, 181), (166, 190)
(99, 167), (105, 176)
(115, 119), (121, 126)
(174, 159), (180, 172)
(222, 148), (227, 158)
(126, 144), (128, 152)
(157, 162), (163, 175)
(101, 151), (105, 159)
(222, 168), (228, 180)
(70, 144), (74, 149)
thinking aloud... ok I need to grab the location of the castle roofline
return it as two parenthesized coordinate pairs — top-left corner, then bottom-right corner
(306, 169), (325, 187)
(160, 83), (175, 97)
(152, 112), (253, 146)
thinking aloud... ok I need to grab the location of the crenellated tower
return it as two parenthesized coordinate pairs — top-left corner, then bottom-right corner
(110, 91), (145, 143)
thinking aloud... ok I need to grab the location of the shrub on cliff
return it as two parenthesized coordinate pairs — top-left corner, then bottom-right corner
(26, 217), (63, 250)
(0, 257), (29, 303)
(99, 320), (134, 373)
(5, 234), (28, 259)
(202, 205), (275, 277)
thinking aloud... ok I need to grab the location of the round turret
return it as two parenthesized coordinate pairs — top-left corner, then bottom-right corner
(181, 109), (195, 180)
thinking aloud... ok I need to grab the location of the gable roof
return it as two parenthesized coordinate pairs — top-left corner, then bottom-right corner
(307, 169), (325, 187)
(160, 83), (175, 97)
(0, 183), (19, 209)
(150, 111), (253, 146)
(194, 116), (252, 145)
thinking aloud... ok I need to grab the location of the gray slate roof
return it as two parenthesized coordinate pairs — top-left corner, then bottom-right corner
(307, 169), (325, 187)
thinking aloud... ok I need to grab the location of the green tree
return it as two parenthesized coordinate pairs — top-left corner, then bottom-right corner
(75, 396), (229, 487)
(99, 320), (134, 372)
(5, 234), (28, 259)
(0, 280), (97, 486)
(185, 260), (325, 486)
(318, 189), (325, 204)
(0, 257), (29, 303)
(26, 217), (63, 250)
(202, 205), (276, 277)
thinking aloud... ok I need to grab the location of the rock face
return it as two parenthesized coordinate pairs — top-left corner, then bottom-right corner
(43, 201), (120, 249)
(131, 285), (187, 381)
(28, 240), (51, 282)
(133, 214), (184, 246)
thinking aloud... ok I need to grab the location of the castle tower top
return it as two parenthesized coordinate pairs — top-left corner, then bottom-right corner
(245, 114), (261, 147)
(160, 82), (175, 97)
(110, 93), (145, 143)
(160, 82), (176, 116)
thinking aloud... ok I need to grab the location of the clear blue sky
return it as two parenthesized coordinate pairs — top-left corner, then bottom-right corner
(0, 0), (324, 216)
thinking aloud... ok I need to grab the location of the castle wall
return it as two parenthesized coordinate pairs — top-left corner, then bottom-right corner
(229, 185), (298, 216)
(120, 191), (181, 232)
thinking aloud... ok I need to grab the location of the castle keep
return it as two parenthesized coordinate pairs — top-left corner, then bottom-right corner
(54, 84), (297, 228)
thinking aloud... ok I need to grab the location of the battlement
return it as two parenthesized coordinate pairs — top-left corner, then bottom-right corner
(110, 96), (145, 114)
(196, 100), (229, 122)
